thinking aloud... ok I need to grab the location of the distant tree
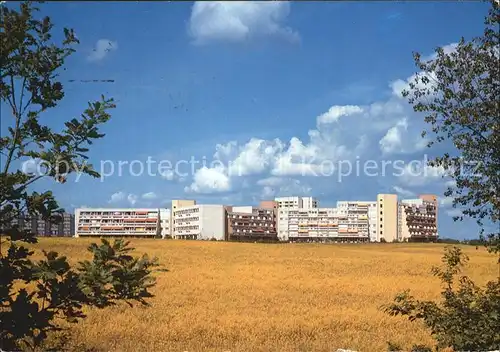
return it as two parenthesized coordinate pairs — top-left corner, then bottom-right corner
(436, 238), (461, 244)
(0, 2), (159, 350)
(155, 209), (162, 239)
(401, 0), (499, 260)
(466, 238), (484, 246)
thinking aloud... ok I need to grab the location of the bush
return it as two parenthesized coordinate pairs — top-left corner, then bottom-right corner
(383, 246), (500, 351)
(0, 237), (159, 350)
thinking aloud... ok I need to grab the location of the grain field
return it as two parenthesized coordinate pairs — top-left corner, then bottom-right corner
(31, 238), (497, 351)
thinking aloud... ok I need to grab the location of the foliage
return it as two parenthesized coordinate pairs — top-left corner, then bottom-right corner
(401, 0), (499, 256)
(155, 210), (162, 239)
(0, 2), (159, 350)
(436, 238), (461, 244)
(387, 341), (403, 352)
(392, 2), (500, 348)
(0, 239), (158, 350)
(410, 344), (433, 352)
(383, 246), (500, 351)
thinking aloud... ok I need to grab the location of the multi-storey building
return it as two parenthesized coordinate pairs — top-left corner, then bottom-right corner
(377, 194), (438, 242)
(171, 199), (196, 212)
(9, 213), (75, 236)
(377, 194), (399, 242)
(278, 205), (371, 243)
(274, 196), (318, 237)
(225, 206), (278, 242)
(336, 201), (377, 241)
(398, 196), (438, 242)
(74, 208), (170, 238)
(259, 200), (278, 211)
(276, 194), (438, 242)
(172, 204), (225, 240)
(274, 196), (318, 209)
(9, 214), (35, 233)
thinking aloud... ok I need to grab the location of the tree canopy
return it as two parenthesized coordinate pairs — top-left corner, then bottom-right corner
(0, 2), (159, 350)
(401, 0), (499, 254)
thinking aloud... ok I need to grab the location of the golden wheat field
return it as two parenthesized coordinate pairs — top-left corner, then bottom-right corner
(28, 238), (497, 352)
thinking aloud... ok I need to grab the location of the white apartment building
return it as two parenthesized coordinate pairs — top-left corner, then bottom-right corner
(274, 196), (318, 210)
(74, 208), (170, 238)
(172, 204), (226, 240)
(336, 201), (378, 242)
(277, 205), (371, 242)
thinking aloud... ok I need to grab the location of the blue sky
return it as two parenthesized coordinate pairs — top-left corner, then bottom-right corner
(1, 1), (494, 239)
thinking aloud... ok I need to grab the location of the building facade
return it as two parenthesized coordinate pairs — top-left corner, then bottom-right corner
(66, 194), (437, 242)
(278, 206), (370, 242)
(377, 194), (438, 242)
(275, 194), (437, 242)
(74, 208), (170, 238)
(9, 213), (75, 236)
(172, 204), (225, 240)
(377, 194), (399, 242)
(274, 196), (318, 210)
(171, 199), (196, 211)
(226, 206), (278, 242)
(398, 196), (438, 242)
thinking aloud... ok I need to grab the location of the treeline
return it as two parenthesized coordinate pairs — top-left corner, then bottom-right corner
(436, 238), (484, 246)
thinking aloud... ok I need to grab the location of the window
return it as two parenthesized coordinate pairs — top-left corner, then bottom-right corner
(380, 211), (383, 215)
(380, 204), (383, 208)
(380, 231), (383, 234)
(380, 224), (383, 228)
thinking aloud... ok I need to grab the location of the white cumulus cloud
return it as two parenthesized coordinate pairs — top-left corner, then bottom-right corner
(392, 186), (415, 198)
(184, 165), (231, 194)
(181, 43), (460, 196)
(398, 163), (447, 187)
(256, 177), (311, 200)
(379, 117), (428, 155)
(108, 191), (126, 204)
(127, 194), (138, 206)
(108, 191), (139, 206)
(317, 105), (364, 125)
(188, 1), (299, 44)
(142, 192), (158, 200)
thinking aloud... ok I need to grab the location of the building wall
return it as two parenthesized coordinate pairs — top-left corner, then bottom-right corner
(159, 208), (171, 238)
(336, 201), (371, 240)
(171, 199), (196, 212)
(275, 196), (302, 209)
(172, 204), (225, 240)
(75, 208), (167, 237)
(377, 194), (398, 242)
(9, 213), (74, 237)
(275, 196), (318, 210)
(274, 196), (318, 237)
(259, 200), (278, 210)
(226, 207), (277, 242)
(398, 195), (438, 241)
(420, 194), (438, 229)
(278, 206), (370, 242)
(277, 208), (291, 241)
(301, 197), (318, 209)
(367, 204), (378, 242)
(231, 206), (253, 214)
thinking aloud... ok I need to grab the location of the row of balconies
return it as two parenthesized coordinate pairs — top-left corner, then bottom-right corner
(232, 222), (273, 227)
(289, 233), (369, 237)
